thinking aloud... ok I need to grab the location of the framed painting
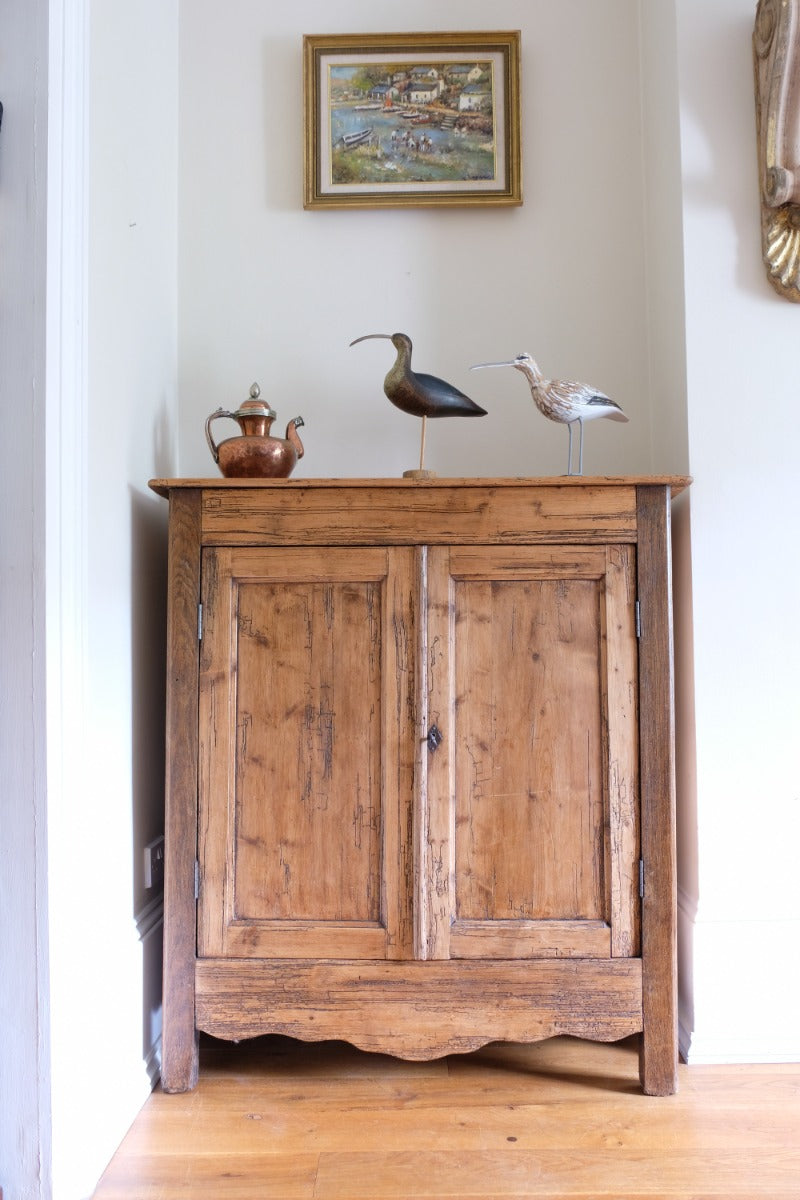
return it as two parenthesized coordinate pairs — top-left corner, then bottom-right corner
(303, 31), (522, 209)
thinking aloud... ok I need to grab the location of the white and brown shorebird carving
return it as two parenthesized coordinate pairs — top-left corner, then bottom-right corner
(471, 352), (628, 475)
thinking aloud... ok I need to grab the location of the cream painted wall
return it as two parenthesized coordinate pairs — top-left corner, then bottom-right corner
(44, 2), (180, 1196)
(674, 0), (800, 1061)
(639, 3), (689, 473)
(0, 1), (52, 1195)
(178, 0), (653, 481)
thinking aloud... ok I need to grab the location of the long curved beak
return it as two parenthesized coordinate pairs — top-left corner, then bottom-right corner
(470, 360), (517, 370)
(350, 334), (392, 346)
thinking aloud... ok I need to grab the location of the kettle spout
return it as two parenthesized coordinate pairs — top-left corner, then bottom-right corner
(286, 416), (305, 460)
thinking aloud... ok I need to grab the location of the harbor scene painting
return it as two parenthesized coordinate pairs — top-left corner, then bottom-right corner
(304, 33), (521, 208)
(329, 61), (497, 188)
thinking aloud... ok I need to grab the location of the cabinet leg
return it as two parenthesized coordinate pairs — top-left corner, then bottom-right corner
(160, 890), (199, 1092)
(160, 1017), (199, 1093)
(639, 1023), (678, 1096)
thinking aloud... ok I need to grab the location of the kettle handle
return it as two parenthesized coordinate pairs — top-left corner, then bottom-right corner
(205, 408), (236, 464)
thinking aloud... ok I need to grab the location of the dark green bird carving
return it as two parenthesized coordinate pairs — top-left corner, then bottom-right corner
(350, 332), (487, 419)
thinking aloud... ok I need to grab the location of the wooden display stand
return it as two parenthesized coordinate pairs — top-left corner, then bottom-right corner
(150, 476), (689, 1096)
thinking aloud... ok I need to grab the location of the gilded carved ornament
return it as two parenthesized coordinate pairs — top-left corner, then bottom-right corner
(754, 0), (800, 299)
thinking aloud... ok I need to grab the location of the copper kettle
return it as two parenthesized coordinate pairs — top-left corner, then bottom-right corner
(205, 384), (305, 478)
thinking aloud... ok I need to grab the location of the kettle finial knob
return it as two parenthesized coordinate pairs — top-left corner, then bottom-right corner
(249, 382), (261, 400)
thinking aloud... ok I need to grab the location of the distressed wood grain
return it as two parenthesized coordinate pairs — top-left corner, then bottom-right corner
(161, 489), (202, 1093)
(425, 545), (637, 962)
(94, 1036), (800, 1199)
(198, 483), (641, 546)
(636, 486), (678, 1096)
(194, 958), (643, 1053)
(198, 546), (415, 961)
(151, 477), (687, 1095)
(603, 544), (641, 958)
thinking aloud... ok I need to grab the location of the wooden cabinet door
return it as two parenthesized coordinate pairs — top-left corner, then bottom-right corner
(197, 545), (416, 960)
(421, 545), (640, 961)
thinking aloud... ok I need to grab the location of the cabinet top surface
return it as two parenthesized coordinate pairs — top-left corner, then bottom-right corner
(149, 475), (691, 499)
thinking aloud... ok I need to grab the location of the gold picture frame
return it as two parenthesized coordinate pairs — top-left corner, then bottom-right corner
(303, 31), (522, 209)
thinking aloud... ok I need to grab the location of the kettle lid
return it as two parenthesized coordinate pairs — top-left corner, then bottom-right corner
(233, 382), (277, 421)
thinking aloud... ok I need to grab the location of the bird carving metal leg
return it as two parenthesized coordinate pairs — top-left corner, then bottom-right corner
(405, 416), (436, 479)
(565, 419), (586, 475)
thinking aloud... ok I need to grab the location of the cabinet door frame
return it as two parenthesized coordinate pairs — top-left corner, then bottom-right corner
(197, 544), (417, 961)
(420, 543), (640, 962)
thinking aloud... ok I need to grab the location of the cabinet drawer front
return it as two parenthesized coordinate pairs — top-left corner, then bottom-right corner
(423, 544), (640, 960)
(197, 546), (416, 959)
(198, 484), (638, 545)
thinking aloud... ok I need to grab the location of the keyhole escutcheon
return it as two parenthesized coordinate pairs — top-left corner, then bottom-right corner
(427, 724), (443, 753)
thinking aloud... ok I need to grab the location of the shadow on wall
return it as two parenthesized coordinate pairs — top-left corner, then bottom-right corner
(130, 484), (170, 1084)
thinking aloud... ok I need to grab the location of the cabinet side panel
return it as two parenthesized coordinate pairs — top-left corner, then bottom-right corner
(636, 486), (678, 1095)
(161, 490), (201, 1092)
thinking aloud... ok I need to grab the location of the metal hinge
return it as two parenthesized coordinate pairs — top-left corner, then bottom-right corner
(197, 603), (203, 641)
(194, 859), (200, 900)
(639, 858), (645, 899)
(635, 600), (641, 639)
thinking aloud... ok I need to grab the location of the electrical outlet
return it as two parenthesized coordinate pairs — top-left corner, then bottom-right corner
(144, 835), (165, 890)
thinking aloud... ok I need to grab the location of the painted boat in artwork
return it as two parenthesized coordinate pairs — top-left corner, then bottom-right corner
(340, 127), (373, 148)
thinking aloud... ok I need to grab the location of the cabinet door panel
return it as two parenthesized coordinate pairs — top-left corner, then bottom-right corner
(198, 546), (415, 959)
(425, 545), (639, 960)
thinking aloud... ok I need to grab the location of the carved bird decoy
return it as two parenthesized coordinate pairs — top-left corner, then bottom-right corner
(471, 352), (627, 476)
(351, 331), (486, 475)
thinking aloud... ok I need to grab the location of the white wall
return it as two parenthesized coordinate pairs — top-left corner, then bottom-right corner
(639, 2), (689, 474)
(178, 0), (653, 481)
(0, 1), (52, 1196)
(44, 2), (180, 1197)
(177, 0), (800, 1067)
(673, 0), (800, 1062)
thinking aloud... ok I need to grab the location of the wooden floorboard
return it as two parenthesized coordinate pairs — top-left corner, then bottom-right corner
(92, 1035), (800, 1199)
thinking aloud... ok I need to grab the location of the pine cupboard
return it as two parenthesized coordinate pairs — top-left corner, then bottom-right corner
(150, 477), (688, 1096)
